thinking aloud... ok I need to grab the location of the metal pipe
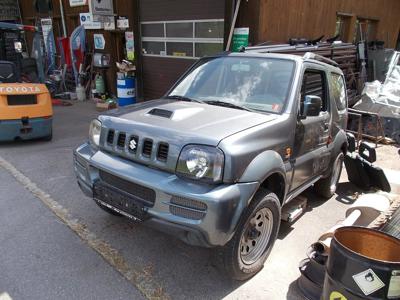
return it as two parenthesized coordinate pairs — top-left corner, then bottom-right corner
(59, 0), (67, 37)
(312, 209), (362, 255)
(225, 0), (242, 51)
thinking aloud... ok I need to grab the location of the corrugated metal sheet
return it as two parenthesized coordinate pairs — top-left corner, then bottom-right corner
(238, 0), (400, 49)
(381, 207), (400, 239)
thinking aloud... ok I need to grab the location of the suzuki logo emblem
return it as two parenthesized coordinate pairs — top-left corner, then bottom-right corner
(129, 139), (137, 150)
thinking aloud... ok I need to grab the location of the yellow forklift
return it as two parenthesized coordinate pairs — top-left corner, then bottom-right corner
(0, 22), (52, 141)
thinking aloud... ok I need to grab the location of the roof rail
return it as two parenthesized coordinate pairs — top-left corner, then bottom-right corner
(303, 52), (338, 67)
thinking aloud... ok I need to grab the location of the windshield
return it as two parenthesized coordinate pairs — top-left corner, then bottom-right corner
(169, 56), (295, 113)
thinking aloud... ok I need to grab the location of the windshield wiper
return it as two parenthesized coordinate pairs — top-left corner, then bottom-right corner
(203, 100), (252, 111)
(165, 95), (202, 103)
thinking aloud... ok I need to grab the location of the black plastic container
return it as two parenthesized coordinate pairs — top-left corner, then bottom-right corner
(323, 226), (400, 300)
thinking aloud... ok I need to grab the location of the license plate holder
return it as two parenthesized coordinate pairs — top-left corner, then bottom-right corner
(93, 182), (148, 221)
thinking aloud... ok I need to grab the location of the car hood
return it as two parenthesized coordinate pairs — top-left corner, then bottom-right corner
(100, 99), (276, 145)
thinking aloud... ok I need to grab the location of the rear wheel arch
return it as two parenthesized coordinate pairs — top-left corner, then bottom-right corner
(333, 130), (348, 155)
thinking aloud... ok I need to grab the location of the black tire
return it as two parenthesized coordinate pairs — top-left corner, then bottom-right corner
(314, 152), (344, 199)
(220, 188), (281, 280)
(43, 132), (53, 141)
(95, 200), (122, 216)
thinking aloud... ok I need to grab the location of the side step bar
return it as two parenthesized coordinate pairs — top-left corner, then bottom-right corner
(281, 195), (308, 223)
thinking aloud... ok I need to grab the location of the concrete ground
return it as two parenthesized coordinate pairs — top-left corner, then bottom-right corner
(0, 101), (399, 300)
(0, 168), (144, 300)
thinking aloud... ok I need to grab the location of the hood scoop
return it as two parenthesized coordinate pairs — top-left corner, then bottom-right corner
(147, 108), (173, 119)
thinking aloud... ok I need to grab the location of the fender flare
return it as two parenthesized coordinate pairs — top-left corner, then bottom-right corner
(322, 130), (348, 177)
(239, 150), (287, 188)
(334, 129), (348, 154)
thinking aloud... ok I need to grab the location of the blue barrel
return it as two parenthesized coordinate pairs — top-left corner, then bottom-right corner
(117, 77), (136, 106)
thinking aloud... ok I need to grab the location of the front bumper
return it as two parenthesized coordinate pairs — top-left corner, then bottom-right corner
(74, 142), (259, 247)
(0, 117), (52, 142)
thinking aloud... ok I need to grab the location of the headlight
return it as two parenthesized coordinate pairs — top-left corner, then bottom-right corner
(176, 145), (224, 183)
(89, 119), (101, 147)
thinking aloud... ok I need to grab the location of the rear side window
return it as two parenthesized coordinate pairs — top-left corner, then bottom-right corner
(330, 73), (347, 110)
(301, 70), (328, 111)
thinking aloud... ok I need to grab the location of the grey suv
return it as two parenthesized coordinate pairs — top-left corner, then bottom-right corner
(74, 52), (348, 280)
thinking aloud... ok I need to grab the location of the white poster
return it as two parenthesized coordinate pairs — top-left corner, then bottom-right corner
(80, 13), (102, 29)
(40, 18), (52, 50)
(117, 18), (129, 29)
(125, 31), (134, 60)
(94, 34), (105, 50)
(69, 0), (87, 7)
(103, 16), (115, 30)
(89, 0), (114, 16)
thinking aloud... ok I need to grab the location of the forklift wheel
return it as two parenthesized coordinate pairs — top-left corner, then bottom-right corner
(43, 132), (53, 141)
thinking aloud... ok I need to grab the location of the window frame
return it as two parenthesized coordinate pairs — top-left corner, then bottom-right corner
(354, 17), (379, 43)
(330, 72), (347, 111)
(141, 19), (224, 59)
(335, 12), (353, 42)
(300, 68), (329, 114)
(167, 56), (297, 115)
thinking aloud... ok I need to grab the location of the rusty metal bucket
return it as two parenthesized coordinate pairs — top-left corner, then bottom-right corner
(322, 226), (400, 300)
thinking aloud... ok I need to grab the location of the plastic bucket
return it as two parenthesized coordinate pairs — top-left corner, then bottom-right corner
(322, 226), (400, 300)
(76, 85), (86, 101)
(117, 77), (136, 106)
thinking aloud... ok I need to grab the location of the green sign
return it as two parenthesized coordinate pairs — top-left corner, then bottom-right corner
(232, 28), (249, 52)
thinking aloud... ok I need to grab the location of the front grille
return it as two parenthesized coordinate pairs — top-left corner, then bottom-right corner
(99, 170), (155, 206)
(128, 136), (138, 153)
(117, 132), (126, 148)
(103, 128), (170, 163)
(107, 129), (115, 144)
(169, 196), (207, 220)
(7, 94), (37, 106)
(170, 206), (206, 220)
(142, 140), (153, 157)
(157, 143), (169, 161)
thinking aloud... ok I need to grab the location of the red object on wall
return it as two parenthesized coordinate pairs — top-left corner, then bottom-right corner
(57, 37), (71, 66)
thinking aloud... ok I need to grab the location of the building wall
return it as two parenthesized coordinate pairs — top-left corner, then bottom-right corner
(18, 0), (136, 94)
(137, 0), (226, 100)
(239, 0), (400, 48)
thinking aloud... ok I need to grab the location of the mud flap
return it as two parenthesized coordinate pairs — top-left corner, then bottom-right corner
(344, 154), (371, 189)
(364, 164), (391, 192)
(344, 139), (391, 192)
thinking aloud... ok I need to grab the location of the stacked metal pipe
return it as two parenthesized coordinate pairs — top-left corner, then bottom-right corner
(246, 42), (360, 105)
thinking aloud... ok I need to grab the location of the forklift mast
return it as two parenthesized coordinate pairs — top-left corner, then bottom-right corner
(0, 22), (45, 83)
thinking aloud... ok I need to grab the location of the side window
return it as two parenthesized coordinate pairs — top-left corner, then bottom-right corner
(330, 73), (347, 111)
(301, 70), (328, 112)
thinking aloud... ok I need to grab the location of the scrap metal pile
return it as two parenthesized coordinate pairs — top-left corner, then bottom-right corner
(296, 133), (399, 300)
(352, 51), (400, 143)
(245, 41), (361, 105)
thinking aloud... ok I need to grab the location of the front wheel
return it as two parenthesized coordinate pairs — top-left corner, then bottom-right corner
(314, 152), (344, 199)
(220, 188), (281, 280)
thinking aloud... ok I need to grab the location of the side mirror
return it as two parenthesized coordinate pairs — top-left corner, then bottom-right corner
(300, 95), (322, 118)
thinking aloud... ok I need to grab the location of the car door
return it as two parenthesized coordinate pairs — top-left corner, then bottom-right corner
(290, 67), (332, 191)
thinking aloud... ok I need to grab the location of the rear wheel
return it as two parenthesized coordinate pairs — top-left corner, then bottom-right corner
(221, 188), (281, 280)
(314, 152), (344, 199)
